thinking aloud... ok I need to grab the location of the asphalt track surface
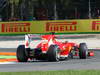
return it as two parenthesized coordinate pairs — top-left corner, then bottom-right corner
(0, 49), (100, 72)
(0, 35), (100, 72)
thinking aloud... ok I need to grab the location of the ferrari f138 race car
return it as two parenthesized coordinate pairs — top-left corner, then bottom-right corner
(16, 33), (94, 62)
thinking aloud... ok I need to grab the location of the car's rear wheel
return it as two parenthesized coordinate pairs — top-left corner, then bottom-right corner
(16, 45), (28, 62)
(79, 43), (88, 59)
(47, 45), (60, 61)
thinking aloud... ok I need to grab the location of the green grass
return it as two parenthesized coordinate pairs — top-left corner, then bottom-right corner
(0, 56), (16, 59)
(0, 70), (100, 75)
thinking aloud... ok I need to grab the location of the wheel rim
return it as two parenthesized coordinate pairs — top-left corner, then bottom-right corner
(55, 50), (60, 61)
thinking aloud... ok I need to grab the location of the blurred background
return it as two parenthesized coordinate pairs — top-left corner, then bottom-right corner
(0, 0), (100, 21)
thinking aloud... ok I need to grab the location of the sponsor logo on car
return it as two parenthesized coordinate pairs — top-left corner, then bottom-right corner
(1, 23), (30, 32)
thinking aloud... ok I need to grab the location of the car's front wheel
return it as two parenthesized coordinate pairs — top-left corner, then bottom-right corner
(79, 43), (88, 59)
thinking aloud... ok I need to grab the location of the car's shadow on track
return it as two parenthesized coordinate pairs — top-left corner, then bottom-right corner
(16, 56), (94, 63)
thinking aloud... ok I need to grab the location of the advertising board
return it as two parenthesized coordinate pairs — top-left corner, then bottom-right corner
(0, 19), (100, 34)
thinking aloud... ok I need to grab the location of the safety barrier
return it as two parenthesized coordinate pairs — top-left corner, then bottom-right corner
(0, 19), (100, 34)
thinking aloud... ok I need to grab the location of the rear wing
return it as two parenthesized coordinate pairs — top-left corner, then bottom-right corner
(25, 34), (41, 48)
(25, 34), (30, 48)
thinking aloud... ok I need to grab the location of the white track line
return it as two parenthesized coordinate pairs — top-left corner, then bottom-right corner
(0, 62), (16, 64)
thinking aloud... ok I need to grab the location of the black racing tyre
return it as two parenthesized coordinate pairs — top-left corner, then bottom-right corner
(16, 45), (28, 62)
(47, 45), (60, 61)
(79, 43), (88, 59)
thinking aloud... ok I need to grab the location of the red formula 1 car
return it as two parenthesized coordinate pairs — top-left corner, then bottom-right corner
(16, 34), (94, 62)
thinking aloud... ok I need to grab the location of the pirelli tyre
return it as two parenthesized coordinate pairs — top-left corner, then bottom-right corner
(17, 45), (28, 62)
(79, 43), (88, 59)
(47, 45), (60, 61)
